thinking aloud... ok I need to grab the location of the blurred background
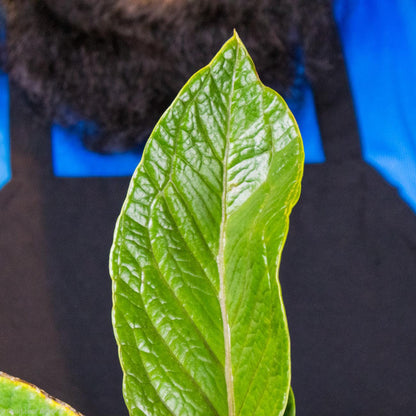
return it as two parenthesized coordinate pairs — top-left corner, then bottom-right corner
(0, 1), (415, 415)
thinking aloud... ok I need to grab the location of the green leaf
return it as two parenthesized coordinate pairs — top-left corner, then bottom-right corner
(0, 371), (82, 416)
(283, 388), (296, 416)
(110, 32), (304, 416)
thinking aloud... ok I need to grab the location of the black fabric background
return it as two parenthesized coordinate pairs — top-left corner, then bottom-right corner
(280, 30), (416, 414)
(0, 85), (129, 415)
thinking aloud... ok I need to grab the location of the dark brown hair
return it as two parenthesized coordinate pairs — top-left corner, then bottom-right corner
(1, 0), (334, 152)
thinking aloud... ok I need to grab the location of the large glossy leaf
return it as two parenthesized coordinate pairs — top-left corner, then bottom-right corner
(110, 32), (304, 416)
(0, 372), (82, 415)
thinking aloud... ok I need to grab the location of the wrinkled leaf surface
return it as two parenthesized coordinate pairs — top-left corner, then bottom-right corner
(0, 372), (82, 416)
(110, 33), (303, 416)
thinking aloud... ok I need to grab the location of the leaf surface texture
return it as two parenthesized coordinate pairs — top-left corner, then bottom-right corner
(110, 33), (304, 416)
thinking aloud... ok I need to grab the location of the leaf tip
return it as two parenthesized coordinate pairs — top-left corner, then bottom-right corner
(232, 29), (243, 46)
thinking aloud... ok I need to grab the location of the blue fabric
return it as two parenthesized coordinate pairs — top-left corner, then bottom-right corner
(334, 0), (416, 212)
(287, 83), (325, 164)
(52, 124), (141, 177)
(0, 15), (10, 190)
(0, 71), (10, 190)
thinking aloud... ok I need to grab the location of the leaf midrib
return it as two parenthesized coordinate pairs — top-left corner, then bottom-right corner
(217, 42), (240, 416)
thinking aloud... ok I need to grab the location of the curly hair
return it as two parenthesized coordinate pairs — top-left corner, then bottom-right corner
(0, 0), (334, 152)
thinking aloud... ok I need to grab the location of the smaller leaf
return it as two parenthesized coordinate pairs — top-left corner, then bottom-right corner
(0, 371), (83, 416)
(283, 388), (296, 416)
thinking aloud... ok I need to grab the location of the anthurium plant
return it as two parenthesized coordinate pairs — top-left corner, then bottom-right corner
(0, 32), (304, 416)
